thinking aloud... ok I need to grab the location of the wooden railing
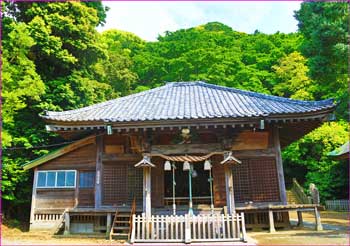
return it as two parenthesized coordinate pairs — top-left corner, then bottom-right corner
(326, 200), (350, 211)
(292, 178), (311, 204)
(34, 213), (63, 221)
(109, 209), (119, 240)
(32, 209), (66, 233)
(130, 213), (247, 243)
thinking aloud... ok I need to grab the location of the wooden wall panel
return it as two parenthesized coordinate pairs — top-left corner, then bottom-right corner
(151, 160), (164, 207)
(78, 189), (94, 207)
(35, 190), (75, 209)
(212, 163), (226, 207)
(38, 144), (96, 170)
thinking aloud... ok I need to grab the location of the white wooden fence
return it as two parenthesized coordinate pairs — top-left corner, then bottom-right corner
(30, 211), (66, 232)
(326, 200), (350, 211)
(130, 213), (247, 243)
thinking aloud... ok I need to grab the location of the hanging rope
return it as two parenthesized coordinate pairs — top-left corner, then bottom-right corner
(150, 152), (225, 162)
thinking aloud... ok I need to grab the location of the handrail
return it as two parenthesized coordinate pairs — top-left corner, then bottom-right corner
(128, 197), (136, 240)
(109, 209), (119, 240)
(292, 178), (311, 204)
(54, 209), (67, 235)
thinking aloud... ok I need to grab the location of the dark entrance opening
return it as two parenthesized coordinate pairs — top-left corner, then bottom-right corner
(164, 162), (211, 205)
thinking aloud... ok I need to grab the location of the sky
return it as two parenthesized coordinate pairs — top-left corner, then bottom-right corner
(98, 1), (302, 41)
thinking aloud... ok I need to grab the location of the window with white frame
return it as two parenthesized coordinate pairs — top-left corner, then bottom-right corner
(37, 170), (76, 188)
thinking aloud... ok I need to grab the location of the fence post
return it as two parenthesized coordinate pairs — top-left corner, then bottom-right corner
(64, 211), (70, 235)
(185, 214), (191, 244)
(130, 214), (136, 243)
(106, 213), (111, 239)
(314, 207), (323, 231)
(268, 210), (276, 233)
(240, 212), (247, 242)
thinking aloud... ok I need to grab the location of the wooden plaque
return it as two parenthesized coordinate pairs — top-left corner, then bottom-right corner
(104, 145), (125, 154)
(232, 131), (269, 150)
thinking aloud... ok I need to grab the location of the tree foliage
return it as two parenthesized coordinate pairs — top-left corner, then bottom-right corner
(283, 122), (349, 201)
(133, 22), (302, 95)
(272, 51), (315, 100)
(1, 1), (112, 219)
(295, 2), (349, 119)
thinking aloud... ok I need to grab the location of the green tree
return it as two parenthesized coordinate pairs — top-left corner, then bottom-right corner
(2, 22), (45, 147)
(133, 22), (301, 93)
(295, 2), (349, 118)
(1, 1), (110, 220)
(5, 1), (106, 80)
(283, 122), (349, 201)
(93, 30), (144, 95)
(272, 51), (315, 100)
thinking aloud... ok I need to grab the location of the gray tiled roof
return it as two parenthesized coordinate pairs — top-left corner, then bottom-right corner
(42, 81), (335, 123)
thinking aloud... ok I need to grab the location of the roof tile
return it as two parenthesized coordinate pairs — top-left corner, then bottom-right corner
(42, 81), (335, 123)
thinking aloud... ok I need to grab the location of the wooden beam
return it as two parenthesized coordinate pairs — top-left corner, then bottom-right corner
(75, 171), (80, 207)
(29, 168), (38, 225)
(95, 136), (102, 209)
(102, 153), (142, 162)
(151, 143), (222, 155)
(273, 127), (287, 204)
(297, 211), (303, 227)
(233, 148), (276, 157)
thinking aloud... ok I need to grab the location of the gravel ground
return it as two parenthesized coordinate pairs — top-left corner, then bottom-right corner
(2, 211), (349, 245)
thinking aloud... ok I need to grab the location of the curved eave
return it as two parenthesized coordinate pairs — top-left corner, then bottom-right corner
(43, 106), (335, 132)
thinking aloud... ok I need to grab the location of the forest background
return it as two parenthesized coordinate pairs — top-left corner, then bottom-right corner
(1, 1), (349, 223)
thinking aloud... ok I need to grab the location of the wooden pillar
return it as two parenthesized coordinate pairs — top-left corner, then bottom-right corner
(314, 207), (323, 231)
(95, 135), (103, 209)
(143, 166), (152, 217)
(273, 127), (287, 205)
(224, 165), (235, 214)
(29, 168), (38, 226)
(64, 212), (70, 235)
(75, 171), (80, 207)
(297, 211), (303, 227)
(106, 213), (112, 238)
(268, 210), (276, 233)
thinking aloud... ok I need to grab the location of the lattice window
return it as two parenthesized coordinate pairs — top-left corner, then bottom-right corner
(127, 164), (143, 204)
(249, 159), (279, 202)
(233, 159), (250, 202)
(103, 163), (143, 205)
(232, 158), (279, 203)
